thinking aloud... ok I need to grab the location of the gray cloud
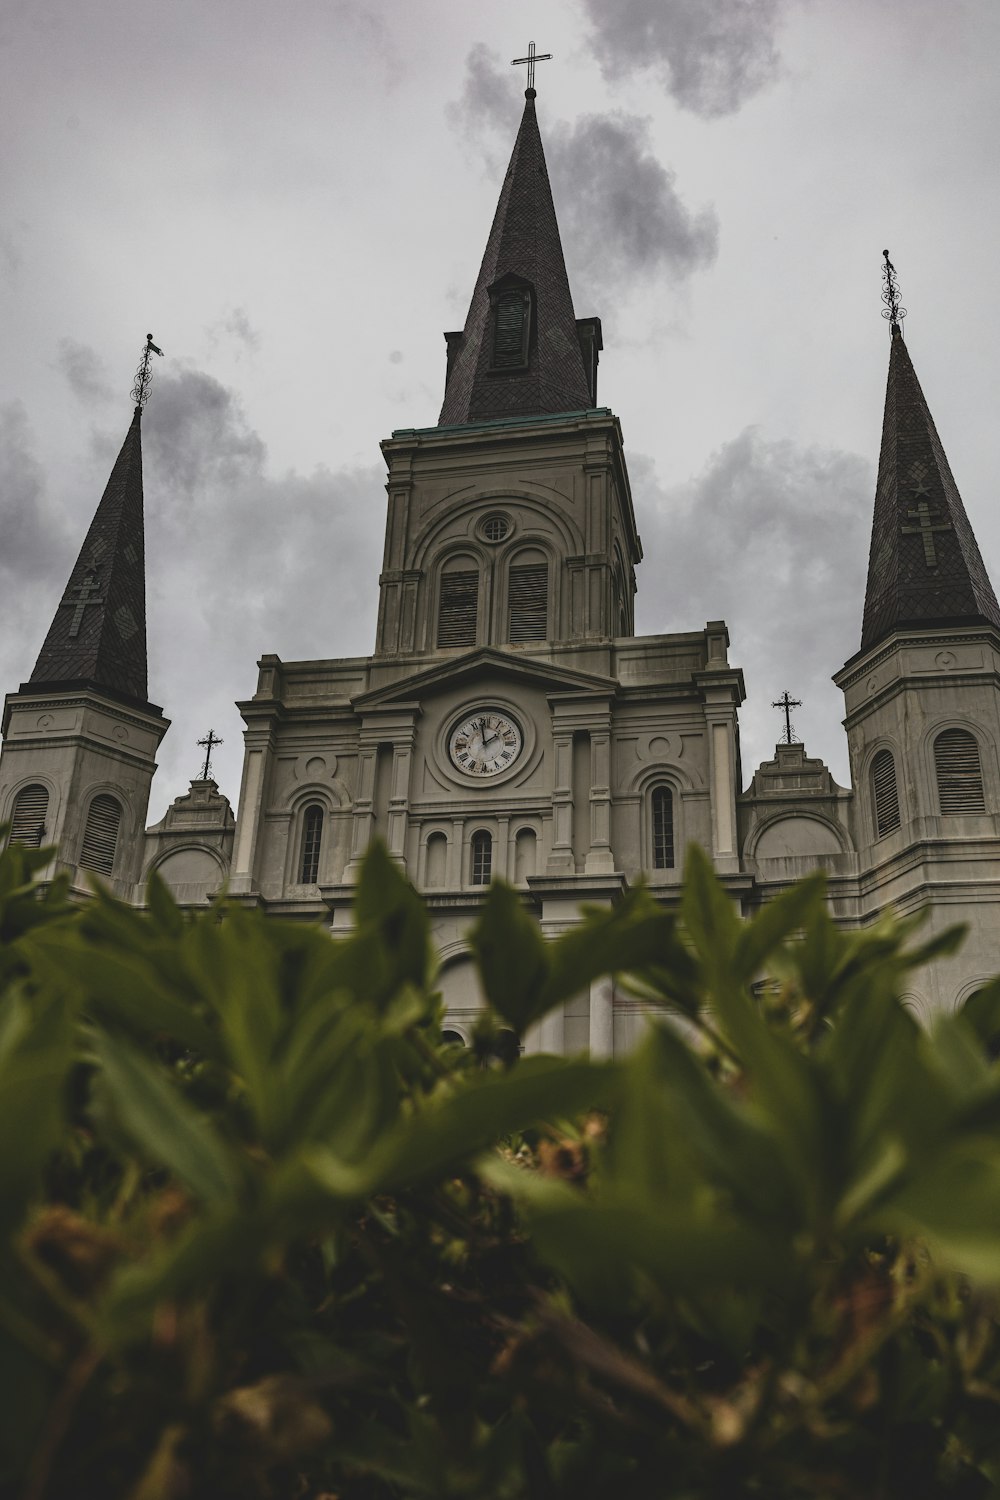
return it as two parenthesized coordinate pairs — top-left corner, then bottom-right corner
(581, 0), (786, 118)
(635, 427), (872, 781)
(0, 401), (74, 680)
(58, 338), (114, 405)
(547, 114), (718, 294)
(206, 307), (262, 356)
(448, 48), (717, 298)
(139, 367), (383, 805)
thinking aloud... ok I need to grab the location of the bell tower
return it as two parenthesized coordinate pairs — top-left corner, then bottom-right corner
(834, 256), (1000, 1003)
(373, 85), (641, 665)
(0, 337), (169, 895)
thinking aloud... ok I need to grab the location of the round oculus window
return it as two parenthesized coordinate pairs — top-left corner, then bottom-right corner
(448, 710), (523, 777)
(482, 514), (510, 543)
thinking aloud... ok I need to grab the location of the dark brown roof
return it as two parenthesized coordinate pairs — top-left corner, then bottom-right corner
(27, 408), (151, 707)
(438, 89), (594, 426)
(860, 326), (1000, 652)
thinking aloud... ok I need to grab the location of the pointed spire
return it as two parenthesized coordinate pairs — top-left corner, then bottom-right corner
(438, 89), (596, 426)
(27, 343), (155, 707)
(860, 266), (1000, 653)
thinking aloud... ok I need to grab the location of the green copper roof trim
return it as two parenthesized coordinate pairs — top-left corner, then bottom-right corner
(391, 408), (612, 439)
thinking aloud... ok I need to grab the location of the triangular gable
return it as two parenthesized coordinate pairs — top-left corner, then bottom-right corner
(353, 647), (617, 711)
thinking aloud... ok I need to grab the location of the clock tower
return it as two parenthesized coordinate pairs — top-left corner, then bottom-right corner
(230, 82), (745, 1054)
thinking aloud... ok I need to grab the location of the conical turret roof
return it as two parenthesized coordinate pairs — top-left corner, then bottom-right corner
(860, 325), (1000, 652)
(27, 408), (152, 707)
(438, 89), (594, 426)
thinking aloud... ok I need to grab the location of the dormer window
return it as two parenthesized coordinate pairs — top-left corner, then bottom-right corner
(488, 276), (533, 371)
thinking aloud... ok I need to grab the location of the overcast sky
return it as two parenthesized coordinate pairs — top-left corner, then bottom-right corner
(3, 0), (998, 819)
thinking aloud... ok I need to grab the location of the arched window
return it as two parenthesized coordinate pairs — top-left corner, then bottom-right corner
(441, 1029), (467, 1048)
(508, 548), (548, 642)
(471, 830), (493, 886)
(514, 827), (537, 884)
(437, 558), (478, 648)
(79, 794), (121, 876)
(934, 728), (985, 814)
(8, 783), (48, 848)
(871, 749), (901, 837)
(425, 831), (448, 888)
(299, 803), (324, 883)
(651, 787), (674, 869)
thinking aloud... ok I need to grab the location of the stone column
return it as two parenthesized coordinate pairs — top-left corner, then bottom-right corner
(589, 977), (614, 1057)
(547, 732), (575, 873)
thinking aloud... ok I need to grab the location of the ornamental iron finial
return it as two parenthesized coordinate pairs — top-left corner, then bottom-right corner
(881, 250), (906, 331)
(131, 332), (164, 413)
(772, 690), (802, 745)
(511, 40), (552, 92)
(197, 728), (223, 781)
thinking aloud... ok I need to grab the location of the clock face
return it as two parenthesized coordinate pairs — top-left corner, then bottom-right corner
(449, 710), (523, 777)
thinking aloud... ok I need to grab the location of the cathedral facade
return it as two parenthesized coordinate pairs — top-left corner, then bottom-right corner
(4, 88), (1000, 1048)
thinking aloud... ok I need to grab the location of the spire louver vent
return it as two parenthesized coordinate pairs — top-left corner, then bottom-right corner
(871, 749), (901, 838)
(934, 729), (986, 814)
(79, 794), (121, 875)
(9, 784), (49, 848)
(492, 291), (530, 369)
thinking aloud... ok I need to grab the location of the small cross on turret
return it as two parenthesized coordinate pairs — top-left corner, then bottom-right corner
(772, 690), (802, 745)
(197, 728), (223, 781)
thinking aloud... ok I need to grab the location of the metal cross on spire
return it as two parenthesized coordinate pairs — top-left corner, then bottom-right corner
(881, 249), (906, 331)
(772, 690), (802, 745)
(131, 332), (164, 414)
(511, 40), (552, 91)
(197, 729), (223, 781)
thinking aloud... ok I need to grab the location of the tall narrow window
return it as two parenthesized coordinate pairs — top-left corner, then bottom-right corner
(652, 787), (675, 869)
(935, 728), (985, 814)
(425, 831), (448, 888)
(871, 749), (901, 837)
(299, 803), (324, 883)
(471, 830), (493, 886)
(79, 794), (121, 876)
(508, 553), (548, 642)
(437, 565), (478, 648)
(8, 784), (48, 848)
(492, 286), (532, 369)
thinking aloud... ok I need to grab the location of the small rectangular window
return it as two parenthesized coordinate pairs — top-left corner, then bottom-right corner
(652, 787), (674, 869)
(438, 570), (478, 648)
(471, 832), (492, 886)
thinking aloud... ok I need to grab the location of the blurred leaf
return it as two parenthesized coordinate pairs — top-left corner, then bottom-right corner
(92, 1029), (240, 1205)
(469, 880), (549, 1031)
(0, 988), (75, 1232)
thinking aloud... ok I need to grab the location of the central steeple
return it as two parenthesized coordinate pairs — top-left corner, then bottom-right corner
(438, 87), (600, 427)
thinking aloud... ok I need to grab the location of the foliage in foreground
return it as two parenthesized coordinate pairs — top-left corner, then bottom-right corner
(3, 835), (1000, 1499)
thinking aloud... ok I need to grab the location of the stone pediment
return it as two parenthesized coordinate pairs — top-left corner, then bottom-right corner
(353, 649), (618, 711)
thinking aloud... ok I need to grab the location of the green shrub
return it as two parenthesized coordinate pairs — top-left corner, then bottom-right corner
(2, 832), (1000, 1498)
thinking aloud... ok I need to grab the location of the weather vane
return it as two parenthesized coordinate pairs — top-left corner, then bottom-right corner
(772, 690), (802, 745)
(197, 728), (222, 781)
(881, 250), (906, 331)
(511, 40), (552, 92)
(131, 332), (164, 413)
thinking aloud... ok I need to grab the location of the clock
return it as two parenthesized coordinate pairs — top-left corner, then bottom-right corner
(448, 710), (523, 777)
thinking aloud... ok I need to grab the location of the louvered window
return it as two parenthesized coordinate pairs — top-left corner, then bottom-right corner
(492, 289), (531, 369)
(508, 563), (547, 642)
(871, 749), (901, 838)
(299, 803), (324, 883)
(437, 569), (478, 648)
(471, 830), (492, 886)
(79, 794), (121, 876)
(652, 786), (675, 869)
(934, 728), (986, 814)
(9, 784), (48, 848)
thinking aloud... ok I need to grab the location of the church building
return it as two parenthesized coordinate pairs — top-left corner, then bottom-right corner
(4, 84), (1000, 1048)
